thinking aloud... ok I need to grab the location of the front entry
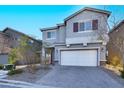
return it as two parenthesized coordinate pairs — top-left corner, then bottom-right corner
(45, 48), (54, 64)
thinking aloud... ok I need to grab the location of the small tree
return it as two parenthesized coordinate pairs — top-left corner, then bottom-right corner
(8, 35), (41, 73)
(18, 36), (33, 63)
(8, 48), (19, 65)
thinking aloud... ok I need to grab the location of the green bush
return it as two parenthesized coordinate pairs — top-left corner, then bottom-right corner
(4, 65), (15, 70)
(0, 64), (3, 70)
(7, 69), (23, 76)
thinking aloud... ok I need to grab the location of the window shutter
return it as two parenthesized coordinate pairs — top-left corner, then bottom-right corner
(92, 20), (98, 30)
(73, 22), (78, 32)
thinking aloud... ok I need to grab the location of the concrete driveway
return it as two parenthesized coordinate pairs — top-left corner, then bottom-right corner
(36, 65), (124, 88)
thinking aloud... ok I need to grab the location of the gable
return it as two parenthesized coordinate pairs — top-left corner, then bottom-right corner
(64, 7), (111, 22)
(66, 10), (108, 24)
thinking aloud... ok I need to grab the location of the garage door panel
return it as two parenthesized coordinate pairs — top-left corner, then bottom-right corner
(60, 50), (98, 66)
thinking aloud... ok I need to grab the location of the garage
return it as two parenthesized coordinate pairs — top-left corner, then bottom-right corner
(60, 49), (98, 66)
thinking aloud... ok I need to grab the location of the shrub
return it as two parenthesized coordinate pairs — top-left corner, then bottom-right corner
(0, 64), (3, 70)
(4, 64), (15, 70)
(8, 48), (19, 65)
(7, 69), (23, 76)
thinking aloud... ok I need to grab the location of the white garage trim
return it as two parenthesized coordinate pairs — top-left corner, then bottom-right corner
(59, 47), (100, 66)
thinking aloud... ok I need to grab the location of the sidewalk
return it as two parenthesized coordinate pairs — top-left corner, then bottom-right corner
(0, 79), (50, 88)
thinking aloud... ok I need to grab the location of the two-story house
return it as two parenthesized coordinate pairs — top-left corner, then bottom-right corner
(1, 27), (42, 65)
(2, 27), (42, 49)
(41, 7), (111, 66)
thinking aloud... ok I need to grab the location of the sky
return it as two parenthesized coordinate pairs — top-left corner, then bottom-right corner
(0, 5), (124, 39)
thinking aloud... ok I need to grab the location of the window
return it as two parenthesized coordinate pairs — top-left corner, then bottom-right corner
(17, 38), (21, 41)
(47, 32), (56, 39)
(28, 40), (34, 45)
(79, 21), (92, 31)
(84, 21), (92, 31)
(30, 40), (34, 43)
(73, 19), (98, 32)
(79, 23), (84, 31)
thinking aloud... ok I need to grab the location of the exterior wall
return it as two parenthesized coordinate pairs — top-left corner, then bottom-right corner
(42, 10), (108, 46)
(57, 26), (66, 44)
(54, 43), (106, 63)
(42, 26), (66, 45)
(0, 54), (8, 64)
(4, 29), (22, 48)
(65, 10), (108, 44)
(107, 23), (124, 66)
(42, 29), (57, 45)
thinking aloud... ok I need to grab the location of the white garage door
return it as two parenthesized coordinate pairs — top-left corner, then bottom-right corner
(60, 49), (98, 66)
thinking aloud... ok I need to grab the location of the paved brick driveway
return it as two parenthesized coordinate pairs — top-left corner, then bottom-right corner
(36, 65), (124, 88)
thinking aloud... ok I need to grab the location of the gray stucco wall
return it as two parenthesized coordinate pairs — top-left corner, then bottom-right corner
(42, 29), (58, 45)
(56, 25), (66, 44)
(42, 25), (66, 45)
(65, 10), (108, 38)
(0, 54), (8, 64)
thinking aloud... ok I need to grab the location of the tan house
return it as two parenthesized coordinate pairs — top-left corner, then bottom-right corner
(0, 27), (42, 65)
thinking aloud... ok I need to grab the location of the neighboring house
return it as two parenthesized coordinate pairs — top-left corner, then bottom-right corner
(107, 20), (124, 67)
(0, 32), (11, 53)
(41, 7), (111, 66)
(2, 27), (42, 49)
(0, 32), (11, 64)
(0, 27), (42, 65)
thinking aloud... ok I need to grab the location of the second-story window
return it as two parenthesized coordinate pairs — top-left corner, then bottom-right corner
(84, 21), (92, 31)
(73, 19), (98, 32)
(79, 21), (92, 31)
(47, 32), (56, 39)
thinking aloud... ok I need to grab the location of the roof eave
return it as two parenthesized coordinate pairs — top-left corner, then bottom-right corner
(40, 26), (58, 32)
(2, 27), (41, 43)
(64, 7), (111, 22)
